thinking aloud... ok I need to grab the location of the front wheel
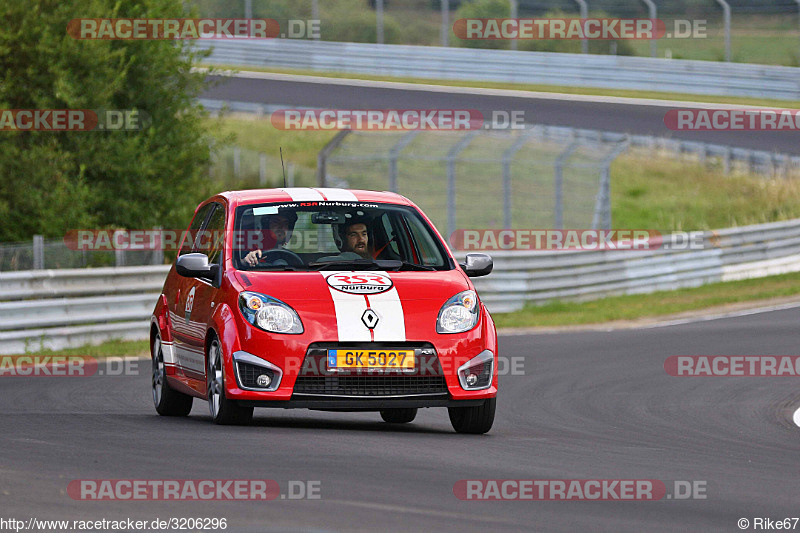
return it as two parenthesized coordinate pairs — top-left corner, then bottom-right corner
(152, 333), (193, 417)
(380, 408), (417, 424)
(207, 338), (253, 425)
(448, 397), (496, 434)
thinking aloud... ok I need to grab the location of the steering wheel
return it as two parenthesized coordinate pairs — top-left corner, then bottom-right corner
(257, 248), (305, 267)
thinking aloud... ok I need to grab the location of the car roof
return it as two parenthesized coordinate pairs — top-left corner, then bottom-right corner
(218, 188), (413, 208)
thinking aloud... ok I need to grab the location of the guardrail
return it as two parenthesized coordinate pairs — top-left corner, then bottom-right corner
(0, 266), (169, 354)
(2, 218), (800, 352)
(196, 39), (800, 100)
(471, 219), (800, 313)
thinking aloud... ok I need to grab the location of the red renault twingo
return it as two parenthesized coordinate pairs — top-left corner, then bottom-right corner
(150, 188), (497, 433)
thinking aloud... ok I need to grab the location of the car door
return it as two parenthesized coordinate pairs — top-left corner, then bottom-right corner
(181, 202), (227, 393)
(171, 202), (215, 389)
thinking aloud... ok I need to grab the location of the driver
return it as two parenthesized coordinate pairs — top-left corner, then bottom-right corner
(341, 221), (371, 259)
(243, 211), (297, 266)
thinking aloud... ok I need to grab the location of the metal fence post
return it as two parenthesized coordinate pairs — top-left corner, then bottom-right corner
(554, 141), (579, 230)
(641, 0), (657, 57)
(259, 153), (267, 186)
(244, 0), (252, 19)
(233, 146), (241, 178)
(114, 230), (126, 267)
(288, 162), (295, 187)
(501, 129), (536, 229)
(574, 0), (588, 54)
(509, 0), (518, 51)
(715, 0), (731, 62)
(153, 226), (164, 265)
(723, 147), (731, 174)
(447, 131), (480, 245)
(592, 141), (628, 230)
(316, 130), (352, 186)
(441, 0), (449, 47)
(32, 235), (44, 270)
(388, 130), (419, 192)
(376, 0), (384, 44)
(312, 0), (319, 40)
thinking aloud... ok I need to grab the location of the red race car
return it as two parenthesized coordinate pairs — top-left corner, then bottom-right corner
(150, 188), (497, 433)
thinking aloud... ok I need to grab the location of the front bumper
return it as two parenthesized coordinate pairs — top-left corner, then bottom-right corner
(237, 397), (488, 410)
(225, 340), (498, 403)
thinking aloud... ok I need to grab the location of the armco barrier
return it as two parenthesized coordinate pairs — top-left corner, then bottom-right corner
(2, 219), (800, 353)
(196, 39), (800, 100)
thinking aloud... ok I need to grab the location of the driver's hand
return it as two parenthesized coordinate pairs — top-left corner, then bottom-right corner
(243, 249), (262, 266)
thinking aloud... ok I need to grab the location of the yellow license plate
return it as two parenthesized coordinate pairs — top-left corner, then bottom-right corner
(328, 349), (414, 370)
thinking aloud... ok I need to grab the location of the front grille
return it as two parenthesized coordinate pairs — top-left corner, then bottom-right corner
(237, 362), (275, 389)
(293, 342), (448, 397)
(293, 375), (447, 396)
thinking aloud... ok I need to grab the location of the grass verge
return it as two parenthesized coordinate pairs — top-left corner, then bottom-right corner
(7, 339), (150, 358)
(493, 271), (800, 328)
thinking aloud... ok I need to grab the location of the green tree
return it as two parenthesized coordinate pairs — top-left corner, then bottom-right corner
(0, 0), (214, 241)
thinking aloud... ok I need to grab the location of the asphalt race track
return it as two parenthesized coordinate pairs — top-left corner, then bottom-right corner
(202, 74), (800, 154)
(3, 307), (800, 532)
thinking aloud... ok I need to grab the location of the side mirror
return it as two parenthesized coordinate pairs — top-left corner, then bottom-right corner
(460, 253), (493, 278)
(176, 253), (218, 278)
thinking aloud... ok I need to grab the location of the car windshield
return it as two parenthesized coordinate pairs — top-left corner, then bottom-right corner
(232, 201), (453, 272)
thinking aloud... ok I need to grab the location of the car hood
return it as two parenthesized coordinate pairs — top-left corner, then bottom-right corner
(232, 269), (475, 342)
(233, 269), (470, 303)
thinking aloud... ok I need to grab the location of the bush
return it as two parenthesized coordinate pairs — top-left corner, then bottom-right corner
(0, 0), (215, 241)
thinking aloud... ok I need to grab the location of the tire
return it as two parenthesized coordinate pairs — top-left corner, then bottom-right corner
(152, 333), (193, 417)
(448, 397), (496, 434)
(380, 408), (417, 424)
(207, 337), (253, 425)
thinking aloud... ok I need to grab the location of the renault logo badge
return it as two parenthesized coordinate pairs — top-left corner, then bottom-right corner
(361, 309), (379, 329)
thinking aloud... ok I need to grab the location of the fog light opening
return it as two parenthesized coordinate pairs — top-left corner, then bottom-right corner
(256, 374), (271, 388)
(466, 373), (478, 387)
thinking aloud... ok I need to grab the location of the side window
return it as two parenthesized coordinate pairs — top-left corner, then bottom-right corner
(203, 204), (226, 265)
(380, 213), (400, 255)
(178, 203), (213, 256)
(405, 216), (442, 266)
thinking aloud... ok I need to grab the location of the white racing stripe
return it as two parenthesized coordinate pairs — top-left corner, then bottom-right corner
(279, 187), (325, 202)
(313, 188), (359, 201)
(323, 271), (406, 342)
(367, 286), (406, 342)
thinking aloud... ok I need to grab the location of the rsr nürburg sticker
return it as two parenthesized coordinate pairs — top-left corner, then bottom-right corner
(325, 273), (393, 295)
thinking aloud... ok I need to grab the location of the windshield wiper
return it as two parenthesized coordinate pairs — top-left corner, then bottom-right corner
(308, 259), (400, 271)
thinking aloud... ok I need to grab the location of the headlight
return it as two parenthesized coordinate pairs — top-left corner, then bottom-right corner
(436, 290), (479, 334)
(238, 291), (303, 334)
